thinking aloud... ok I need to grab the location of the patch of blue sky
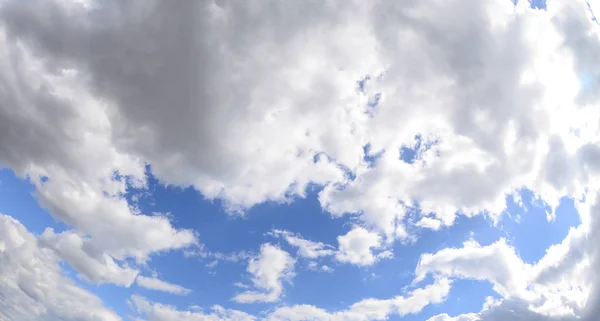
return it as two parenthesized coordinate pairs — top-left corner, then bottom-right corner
(498, 189), (581, 264)
(357, 75), (371, 93)
(512, 0), (547, 10)
(529, 0), (547, 10)
(357, 74), (382, 116)
(363, 143), (384, 168)
(400, 134), (439, 164)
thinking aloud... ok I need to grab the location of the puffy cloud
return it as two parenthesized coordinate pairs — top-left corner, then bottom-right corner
(233, 244), (295, 303)
(130, 295), (255, 321)
(270, 229), (336, 259)
(0, 213), (120, 321)
(38, 229), (139, 286)
(415, 222), (592, 319)
(335, 226), (391, 266)
(415, 238), (532, 298)
(135, 276), (192, 296)
(416, 217), (443, 231)
(426, 313), (478, 321)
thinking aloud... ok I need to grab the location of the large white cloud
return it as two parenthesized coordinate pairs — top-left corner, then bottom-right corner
(415, 214), (594, 320)
(0, 213), (120, 321)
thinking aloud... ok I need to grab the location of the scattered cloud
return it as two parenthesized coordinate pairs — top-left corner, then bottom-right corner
(136, 276), (192, 296)
(130, 295), (255, 321)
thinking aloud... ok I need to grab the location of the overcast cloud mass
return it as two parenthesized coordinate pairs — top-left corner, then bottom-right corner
(0, 0), (599, 320)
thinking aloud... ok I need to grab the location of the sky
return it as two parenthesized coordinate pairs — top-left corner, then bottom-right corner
(0, 0), (599, 320)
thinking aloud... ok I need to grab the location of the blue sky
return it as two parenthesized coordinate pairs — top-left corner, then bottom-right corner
(0, 1), (599, 321)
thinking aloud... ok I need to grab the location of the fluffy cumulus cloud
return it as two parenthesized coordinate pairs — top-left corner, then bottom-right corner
(0, 213), (120, 321)
(335, 226), (392, 266)
(233, 244), (296, 303)
(1, 0), (600, 320)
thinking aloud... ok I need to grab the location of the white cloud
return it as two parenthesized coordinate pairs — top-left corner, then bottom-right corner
(233, 244), (295, 303)
(335, 226), (390, 266)
(38, 229), (138, 286)
(130, 277), (450, 321)
(416, 217), (443, 231)
(130, 295), (255, 321)
(415, 222), (592, 319)
(427, 298), (578, 321)
(270, 229), (335, 259)
(135, 276), (192, 296)
(0, 213), (120, 321)
(321, 265), (335, 273)
(266, 277), (451, 321)
(415, 238), (532, 298)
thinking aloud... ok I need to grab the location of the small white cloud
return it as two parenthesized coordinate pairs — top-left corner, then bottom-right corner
(233, 244), (295, 303)
(233, 282), (251, 289)
(335, 226), (390, 266)
(206, 260), (219, 268)
(307, 261), (318, 270)
(416, 217), (443, 231)
(321, 265), (334, 273)
(269, 229), (335, 259)
(136, 275), (192, 295)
